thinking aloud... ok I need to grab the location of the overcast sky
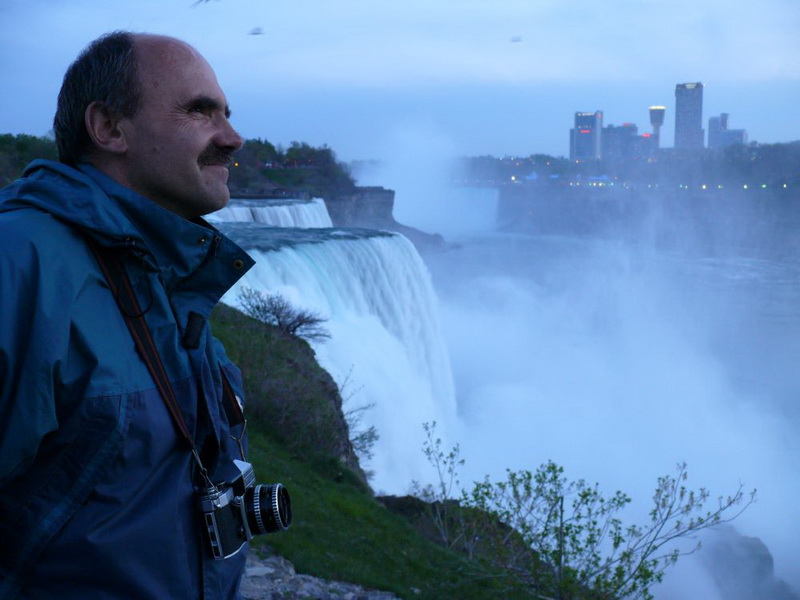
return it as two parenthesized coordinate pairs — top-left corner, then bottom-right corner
(1, 0), (798, 162)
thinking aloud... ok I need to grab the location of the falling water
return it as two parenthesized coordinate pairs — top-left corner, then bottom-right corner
(216, 220), (456, 491)
(209, 197), (333, 228)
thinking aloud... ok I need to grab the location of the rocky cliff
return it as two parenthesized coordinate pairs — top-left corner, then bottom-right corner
(325, 186), (445, 252)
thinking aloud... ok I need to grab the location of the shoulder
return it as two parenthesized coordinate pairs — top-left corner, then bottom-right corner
(0, 208), (86, 265)
(0, 209), (96, 311)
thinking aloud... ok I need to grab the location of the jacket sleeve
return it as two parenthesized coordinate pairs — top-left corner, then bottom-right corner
(0, 220), (61, 485)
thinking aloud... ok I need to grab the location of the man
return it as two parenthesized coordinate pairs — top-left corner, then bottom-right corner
(0, 32), (256, 598)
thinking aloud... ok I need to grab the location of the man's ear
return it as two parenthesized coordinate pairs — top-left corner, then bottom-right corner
(85, 101), (128, 155)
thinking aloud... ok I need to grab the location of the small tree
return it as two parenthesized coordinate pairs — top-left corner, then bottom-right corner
(344, 402), (378, 461)
(411, 422), (490, 561)
(417, 422), (756, 600)
(340, 367), (378, 464)
(238, 287), (330, 341)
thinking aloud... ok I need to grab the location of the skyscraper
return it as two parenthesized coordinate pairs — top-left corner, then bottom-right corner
(570, 111), (603, 162)
(707, 113), (728, 148)
(674, 83), (704, 150)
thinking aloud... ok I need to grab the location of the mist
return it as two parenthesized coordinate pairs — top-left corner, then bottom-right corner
(353, 122), (499, 237)
(355, 140), (800, 597)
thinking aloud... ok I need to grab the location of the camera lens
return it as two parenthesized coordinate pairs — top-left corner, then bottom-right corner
(245, 483), (292, 535)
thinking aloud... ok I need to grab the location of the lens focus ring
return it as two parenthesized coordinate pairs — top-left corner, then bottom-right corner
(252, 484), (267, 534)
(269, 484), (289, 531)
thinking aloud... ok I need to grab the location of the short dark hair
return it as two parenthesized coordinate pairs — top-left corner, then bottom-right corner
(53, 31), (140, 165)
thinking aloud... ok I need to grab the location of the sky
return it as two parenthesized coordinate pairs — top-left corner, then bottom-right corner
(1, 0), (799, 162)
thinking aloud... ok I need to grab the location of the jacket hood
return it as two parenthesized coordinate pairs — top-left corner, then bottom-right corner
(0, 159), (254, 289)
(1, 160), (140, 246)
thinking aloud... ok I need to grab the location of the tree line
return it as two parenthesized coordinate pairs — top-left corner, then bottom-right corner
(0, 133), (356, 198)
(0, 133), (58, 187)
(5, 132), (798, 198)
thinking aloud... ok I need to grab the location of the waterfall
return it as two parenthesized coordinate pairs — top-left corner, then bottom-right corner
(209, 198), (333, 228)
(219, 222), (456, 493)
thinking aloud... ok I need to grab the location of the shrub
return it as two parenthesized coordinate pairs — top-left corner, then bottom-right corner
(238, 287), (330, 342)
(416, 422), (756, 600)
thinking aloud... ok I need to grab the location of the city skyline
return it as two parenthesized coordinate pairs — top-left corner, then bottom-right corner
(567, 80), (764, 162)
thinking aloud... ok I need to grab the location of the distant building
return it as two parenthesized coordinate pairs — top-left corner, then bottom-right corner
(708, 113), (748, 148)
(604, 123), (657, 162)
(570, 111), (603, 162)
(603, 123), (638, 162)
(649, 106), (666, 148)
(708, 113), (729, 148)
(674, 83), (704, 150)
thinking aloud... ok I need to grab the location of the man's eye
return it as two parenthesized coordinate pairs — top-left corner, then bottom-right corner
(188, 105), (213, 116)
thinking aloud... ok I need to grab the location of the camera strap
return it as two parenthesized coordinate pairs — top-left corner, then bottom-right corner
(89, 241), (241, 487)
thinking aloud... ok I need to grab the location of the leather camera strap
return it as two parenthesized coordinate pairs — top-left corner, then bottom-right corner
(88, 241), (240, 484)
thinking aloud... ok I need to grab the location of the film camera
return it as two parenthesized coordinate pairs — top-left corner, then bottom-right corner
(199, 459), (292, 560)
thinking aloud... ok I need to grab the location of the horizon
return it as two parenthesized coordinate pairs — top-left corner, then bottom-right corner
(6, 126), (798, 165)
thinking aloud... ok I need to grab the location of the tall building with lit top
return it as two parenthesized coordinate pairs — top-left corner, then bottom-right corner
(674, 83), (704, 150)
(570, 111), (603, 162)
(649, 106), (666, 148)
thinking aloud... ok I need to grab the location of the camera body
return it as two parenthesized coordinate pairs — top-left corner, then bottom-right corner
(199, 459), (292, 560)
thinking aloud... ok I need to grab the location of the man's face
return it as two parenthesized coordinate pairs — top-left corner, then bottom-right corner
(117, 37), (243, 219)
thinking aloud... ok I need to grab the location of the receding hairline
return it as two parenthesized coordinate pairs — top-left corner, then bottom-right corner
(124, 33), (232, 120)
(130, 34), (217, 94)
(131, 34), (204, 64)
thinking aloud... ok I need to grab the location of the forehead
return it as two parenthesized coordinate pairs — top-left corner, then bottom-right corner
(134, 36), (227, 106)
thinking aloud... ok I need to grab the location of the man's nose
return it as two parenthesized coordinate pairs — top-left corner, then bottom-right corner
(216, 116), (244, 152)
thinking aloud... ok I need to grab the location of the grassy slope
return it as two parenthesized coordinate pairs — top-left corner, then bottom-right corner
(211, 305), (529, 600)
(246, 429), (530, 599)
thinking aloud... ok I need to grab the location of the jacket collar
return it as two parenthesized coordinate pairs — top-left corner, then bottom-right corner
(77, 163), (219, 287)
(6, 159), (253, 295)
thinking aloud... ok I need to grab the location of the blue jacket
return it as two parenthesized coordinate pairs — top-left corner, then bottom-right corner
(0, 160), (255, 599)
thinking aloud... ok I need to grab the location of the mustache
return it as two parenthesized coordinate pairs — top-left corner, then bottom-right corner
(198, 145), (234, 167)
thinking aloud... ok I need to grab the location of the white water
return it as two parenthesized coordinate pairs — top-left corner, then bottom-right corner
(395, 185), (800, 597)
(209, 197), (333, 228)
(221, 226), (456, 490)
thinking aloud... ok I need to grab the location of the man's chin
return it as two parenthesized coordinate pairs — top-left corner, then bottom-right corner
(197, 187), (231, 218)
(199, 169), (231, 203)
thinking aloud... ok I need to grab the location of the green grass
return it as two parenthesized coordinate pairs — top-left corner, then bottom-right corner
(247, 426), (531, 600)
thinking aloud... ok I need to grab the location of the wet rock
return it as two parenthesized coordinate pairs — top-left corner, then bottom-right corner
(241, 550), (401, 600)
(702, 526), (800, 600)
